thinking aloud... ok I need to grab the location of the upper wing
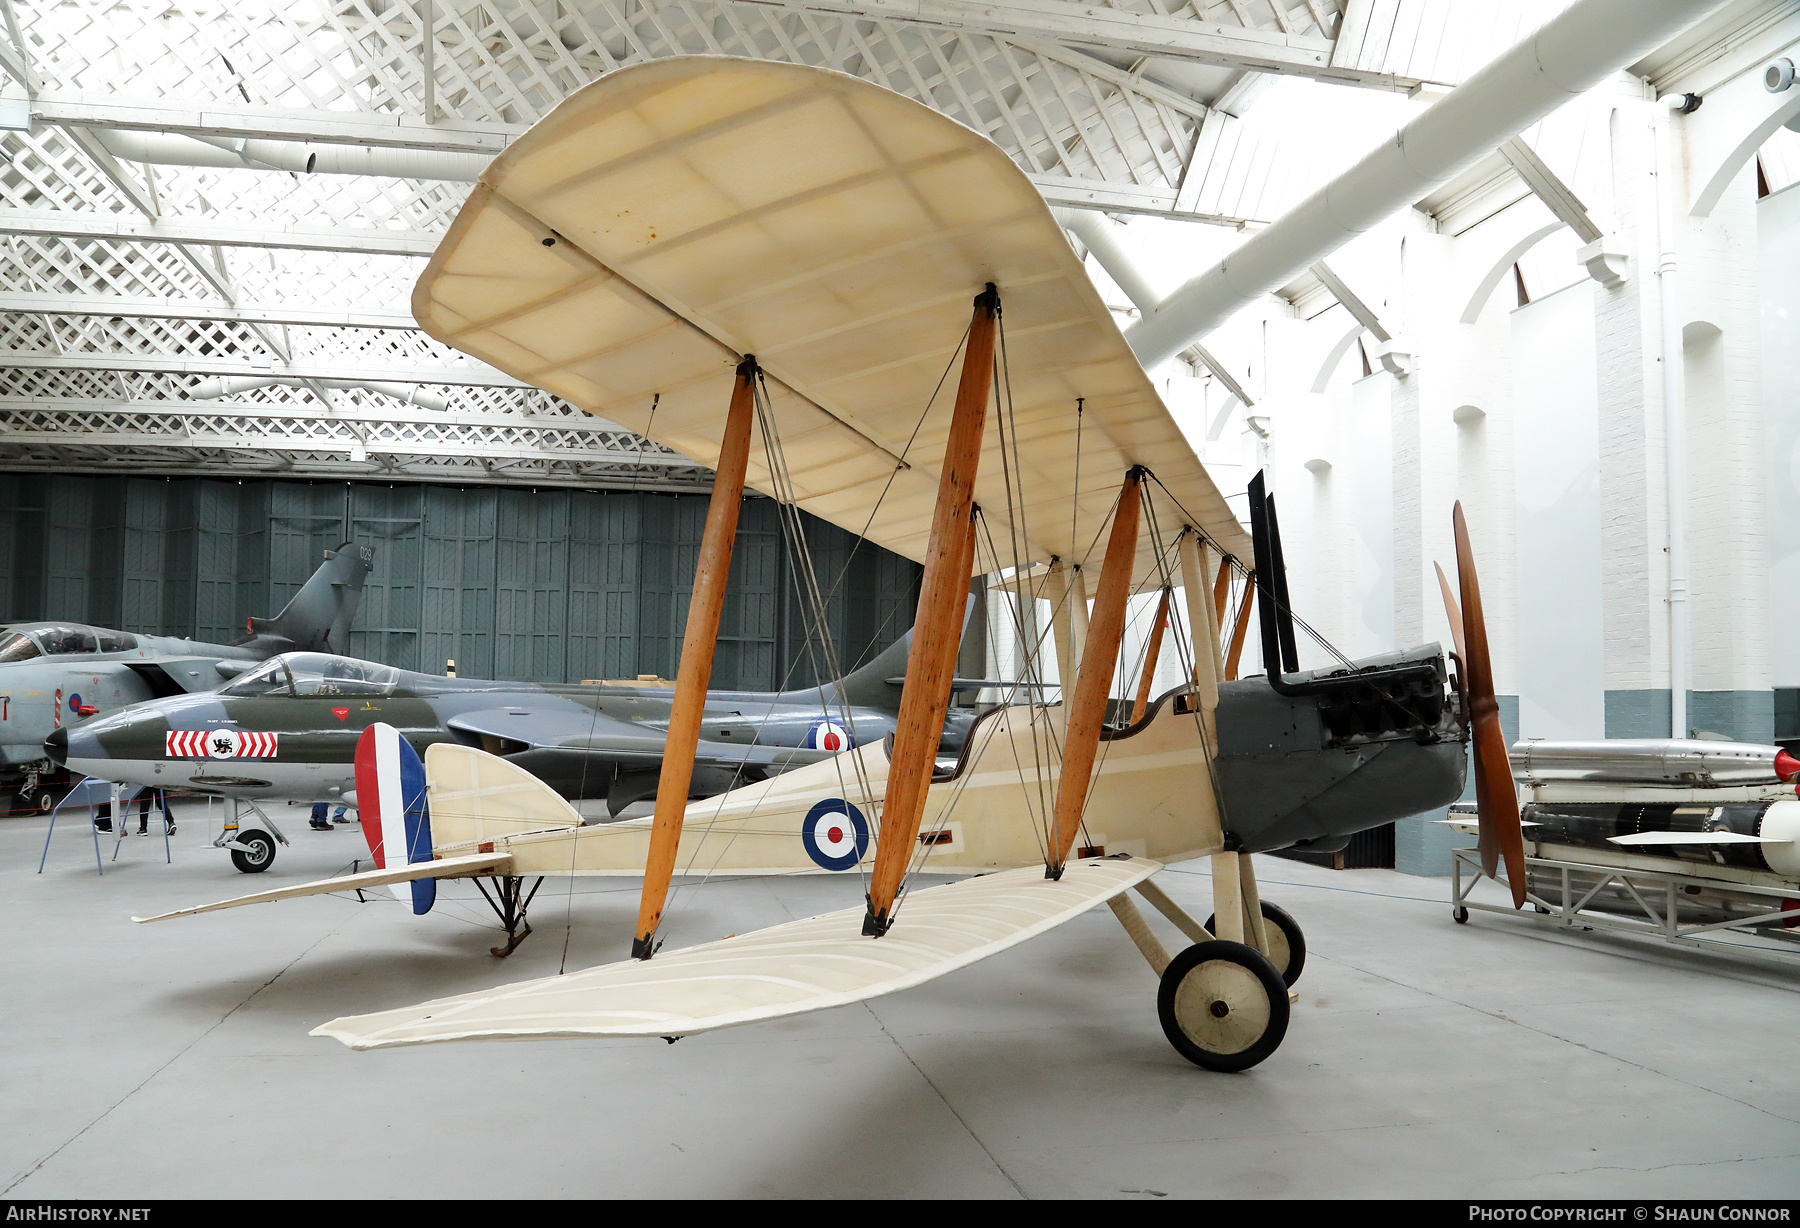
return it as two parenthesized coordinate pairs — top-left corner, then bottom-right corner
(313, 855), (1161, 1049)
(132, 852), (512, 923)
(411, 57), (1249, 577)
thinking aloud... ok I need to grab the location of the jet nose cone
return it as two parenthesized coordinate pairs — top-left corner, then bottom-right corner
(43, 727), (68, 766)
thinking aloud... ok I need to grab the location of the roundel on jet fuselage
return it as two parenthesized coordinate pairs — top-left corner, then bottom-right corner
(804, 719), (854, 752)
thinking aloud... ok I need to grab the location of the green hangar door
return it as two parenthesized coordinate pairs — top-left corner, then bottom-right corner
(0, 476), (922, 687)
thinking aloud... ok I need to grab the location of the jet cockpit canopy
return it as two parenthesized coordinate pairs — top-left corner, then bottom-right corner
(0, 624), (137, 660)
(221, 652), (400, 699)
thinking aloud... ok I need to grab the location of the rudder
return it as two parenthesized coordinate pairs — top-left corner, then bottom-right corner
(354, 722), (435, 915)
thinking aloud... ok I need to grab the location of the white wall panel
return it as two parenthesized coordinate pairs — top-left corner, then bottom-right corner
(1511, 282), (1604, 739)
(1349, 372), (1395, 658)
(1759, 184), (1800, 688)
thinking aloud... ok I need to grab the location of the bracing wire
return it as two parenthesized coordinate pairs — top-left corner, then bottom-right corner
(1143, 470), (1356, 672)
(657, 333), (974, 928)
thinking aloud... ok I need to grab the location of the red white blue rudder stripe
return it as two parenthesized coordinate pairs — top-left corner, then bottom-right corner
(353, 722), (435, 915)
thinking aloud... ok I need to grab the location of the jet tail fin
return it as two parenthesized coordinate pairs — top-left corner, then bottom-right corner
(787, 595), (978, 713)
(247, 542), (374, 653)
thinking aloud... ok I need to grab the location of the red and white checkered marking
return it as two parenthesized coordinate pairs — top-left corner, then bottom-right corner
(165, 730), (278, 759)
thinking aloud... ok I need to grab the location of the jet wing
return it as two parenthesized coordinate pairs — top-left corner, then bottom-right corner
(132, 852), (513, 923)
(124, 657), (239, 695)
(447, 708), (830, 770)
(313, 856), (1161, 1049)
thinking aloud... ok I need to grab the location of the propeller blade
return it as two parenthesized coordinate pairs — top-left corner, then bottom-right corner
(1453, 502), (1526, 909)
(1434, 561), (1467, 664)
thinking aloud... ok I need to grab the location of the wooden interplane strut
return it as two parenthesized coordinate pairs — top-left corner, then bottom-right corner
(632, 355), (759, 959)
(1224, 578), (1255, 682)
(863, 286), (999, 937)
(1130, 588), (1172, 724)
(1049, 468), (1143, 874)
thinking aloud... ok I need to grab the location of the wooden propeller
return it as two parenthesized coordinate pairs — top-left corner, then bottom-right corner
(1447, 503), (1526, 909)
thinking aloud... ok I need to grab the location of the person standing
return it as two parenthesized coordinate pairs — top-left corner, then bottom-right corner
(136, 788), (174, 836)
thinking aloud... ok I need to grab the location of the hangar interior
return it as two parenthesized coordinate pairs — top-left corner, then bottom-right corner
(6, 0), (1800, 1203)
(0, 474), (923, 687)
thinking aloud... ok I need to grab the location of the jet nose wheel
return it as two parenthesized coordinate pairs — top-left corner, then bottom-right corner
(229, 829), (276, 874)
(1204, 900), (1306, 986)
(1158, 940), (1290, 1072)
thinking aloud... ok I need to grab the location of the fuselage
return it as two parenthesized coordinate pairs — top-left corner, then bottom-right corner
(48, 651), (968, 807)
(0, 622), (267, 768)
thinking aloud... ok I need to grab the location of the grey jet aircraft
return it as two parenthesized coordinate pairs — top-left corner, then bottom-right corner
(46, 629), (979, 869)
(3, 543), (373, 810)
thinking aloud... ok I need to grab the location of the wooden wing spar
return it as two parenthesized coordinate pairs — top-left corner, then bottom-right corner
(413, 56), (1251, 575)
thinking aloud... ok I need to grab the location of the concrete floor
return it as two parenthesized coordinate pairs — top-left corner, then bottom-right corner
(6, 801), (1800, 1200)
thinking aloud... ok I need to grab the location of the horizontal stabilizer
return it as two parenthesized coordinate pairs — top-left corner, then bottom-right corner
(1607, 831), (1791, 846)
(313, 855), (1163, 1050)
(132, 852), (511, 923)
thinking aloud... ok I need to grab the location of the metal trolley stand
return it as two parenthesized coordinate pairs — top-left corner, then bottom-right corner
(1453, 843), (1800, 966)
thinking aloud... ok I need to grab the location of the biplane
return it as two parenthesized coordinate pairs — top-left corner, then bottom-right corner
(138, 56), (1524, 1071)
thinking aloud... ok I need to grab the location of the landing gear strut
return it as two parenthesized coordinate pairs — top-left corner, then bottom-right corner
(473, 875), (544, 957)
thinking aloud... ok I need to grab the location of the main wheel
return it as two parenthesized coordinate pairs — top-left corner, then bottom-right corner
(1204, 901), (1306, 987)
(230, 829), (276, 874)
(1157, 940), (1290, 1072)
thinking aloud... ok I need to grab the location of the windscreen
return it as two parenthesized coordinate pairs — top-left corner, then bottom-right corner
(0, 632), (40, 662)
(219, 658), (294, 698)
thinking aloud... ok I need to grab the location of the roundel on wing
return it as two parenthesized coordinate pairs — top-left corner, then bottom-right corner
(801, 798), (870, 872)
(805, 720), (854, 752)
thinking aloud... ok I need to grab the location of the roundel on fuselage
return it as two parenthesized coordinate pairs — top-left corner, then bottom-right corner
(804, 719), (854, 752)
(801, 798), (869, 871)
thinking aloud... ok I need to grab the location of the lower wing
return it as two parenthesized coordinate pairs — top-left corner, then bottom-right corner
(313, 855), (1162, 1049)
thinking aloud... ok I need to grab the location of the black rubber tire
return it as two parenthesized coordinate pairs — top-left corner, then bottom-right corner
(1203, 901), (1306, 987)
(1453, 905), (1469, 924)
(1157, 940), (1290, 1072)
(36, 788), (56, 813)
(230, 829), (276, 874)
